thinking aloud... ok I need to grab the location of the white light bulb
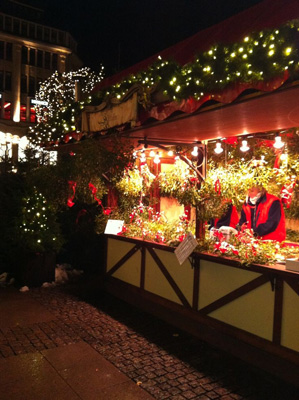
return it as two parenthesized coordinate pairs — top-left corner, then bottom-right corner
(273, 136), (284, 149)
(149, 150), (155, 157)
(240, 140), (249, 152)
(214, 142), (223, 154)
(191, 146), (198, 157)
(140, 152), (146, 163)
(167, 150), (174, 157)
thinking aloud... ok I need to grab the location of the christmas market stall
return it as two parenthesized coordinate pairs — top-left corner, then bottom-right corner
(32, 0), (299, 385)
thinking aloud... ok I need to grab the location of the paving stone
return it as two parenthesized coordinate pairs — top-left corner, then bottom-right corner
(1, 284), (297, 400)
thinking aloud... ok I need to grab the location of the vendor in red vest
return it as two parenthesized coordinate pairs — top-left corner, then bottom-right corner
(238, 185), (286, 242)
(209, 200), (239, 229)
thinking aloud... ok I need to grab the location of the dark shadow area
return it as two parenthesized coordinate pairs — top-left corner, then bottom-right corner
(64, 280), (298, 400)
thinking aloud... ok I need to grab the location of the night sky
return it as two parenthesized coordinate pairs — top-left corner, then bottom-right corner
(32, 0), (263, 77)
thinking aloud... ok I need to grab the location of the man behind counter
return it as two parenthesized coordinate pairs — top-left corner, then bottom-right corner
(238, 185), (286, 242)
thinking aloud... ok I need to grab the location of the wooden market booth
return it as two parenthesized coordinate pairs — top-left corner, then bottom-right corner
(80, 0), (299, 385)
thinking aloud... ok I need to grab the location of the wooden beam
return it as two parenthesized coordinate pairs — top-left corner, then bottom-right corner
(148, 247), (191, 308)
(107, 244), (141, 276)
(199, 274), (269, 315)
(140, 246), (146, 289)
(192, 257), (200, 310)
(273, 277), (283, 345)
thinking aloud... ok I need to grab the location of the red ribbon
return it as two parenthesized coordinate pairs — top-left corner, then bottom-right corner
(88, 183), (112, 215)
(67, 181), (77, 207)
(88, 183), (102, 205)
(215, 178), (221, 195)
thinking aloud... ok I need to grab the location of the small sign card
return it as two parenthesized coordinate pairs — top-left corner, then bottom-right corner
(104, 219), (124, 235)
(174, 232), (198, 265)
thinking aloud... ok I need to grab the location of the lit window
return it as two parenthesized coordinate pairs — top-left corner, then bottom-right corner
(20, 105), (26, 121)
(4, 102), (11, 120)
(30, 107), (36, 123)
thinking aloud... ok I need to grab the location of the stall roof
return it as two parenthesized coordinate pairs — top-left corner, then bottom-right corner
(94, 0), (299, 91)
(124, 82), (299, 143)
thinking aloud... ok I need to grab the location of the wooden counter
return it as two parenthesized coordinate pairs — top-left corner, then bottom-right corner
(104, 235), (299, 386)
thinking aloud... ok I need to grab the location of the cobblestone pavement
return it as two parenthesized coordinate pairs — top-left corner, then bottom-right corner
(0, 281), (298, 400)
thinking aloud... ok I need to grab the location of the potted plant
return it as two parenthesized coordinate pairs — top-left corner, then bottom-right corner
(14, 186), (64, 287)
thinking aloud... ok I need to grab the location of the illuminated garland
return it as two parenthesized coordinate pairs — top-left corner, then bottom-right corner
(97, 20), (299, 103)
(30, 21), (299, 145)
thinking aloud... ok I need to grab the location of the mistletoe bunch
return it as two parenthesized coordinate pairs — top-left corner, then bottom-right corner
(116, 163), (156, 199)
(119, 204), (194, 244)
(204, 228), (279, 266)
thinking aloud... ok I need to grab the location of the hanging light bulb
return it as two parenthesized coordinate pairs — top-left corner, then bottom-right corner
(273, 135), (284, 149)
(149, 150), (155, 157)
(167, 150), (174, 156)
(154, 152), (160, 164)
(140, 151), (146, 163)
(214, 142), (223, 154)
(240, 140), (249, 152)
(191, 146), (198, 157)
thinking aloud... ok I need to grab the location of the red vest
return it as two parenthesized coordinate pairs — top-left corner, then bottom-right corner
(242, 193), (286, 241)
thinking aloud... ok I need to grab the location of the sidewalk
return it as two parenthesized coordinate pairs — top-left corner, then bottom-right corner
(0, 286), (153, 400)
(0, 280), (298, 400)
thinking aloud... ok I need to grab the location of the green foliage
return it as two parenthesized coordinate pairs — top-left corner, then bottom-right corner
(17, 189), (64, 253)
(286, 229), (299, 242)
(118, 204), (194, 245)
(116, 164), (156, 198)
(0, 173), (26, 270)
(96, 21), (299, 104)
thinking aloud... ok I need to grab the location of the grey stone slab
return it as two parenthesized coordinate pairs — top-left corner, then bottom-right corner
(0, 352), (81, 400)
(42, 341), (141, 399)
(0, 288), (54, 329)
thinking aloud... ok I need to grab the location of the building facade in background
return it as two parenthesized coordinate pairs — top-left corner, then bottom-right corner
(0, 0), (82, 157)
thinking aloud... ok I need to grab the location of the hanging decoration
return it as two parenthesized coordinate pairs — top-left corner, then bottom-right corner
(67, 181), (77, 208)
(88, 183), (112, 215)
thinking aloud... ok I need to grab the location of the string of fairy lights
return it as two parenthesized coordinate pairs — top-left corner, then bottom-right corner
(29, 66), (105, 145)
(19, 190), (59, 252)
(29, 20), (299, 145)
(103, 20), (298, 103)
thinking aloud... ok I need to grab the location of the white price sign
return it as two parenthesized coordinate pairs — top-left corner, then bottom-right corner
(104, 220), (124, 235)
(174, 232), (197, 265)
